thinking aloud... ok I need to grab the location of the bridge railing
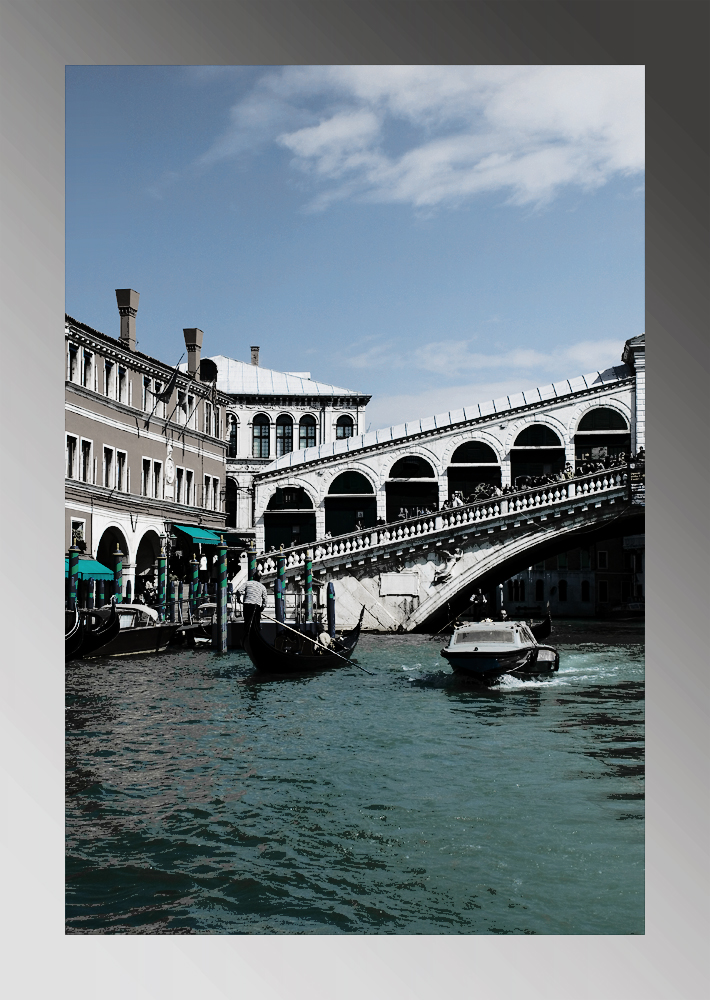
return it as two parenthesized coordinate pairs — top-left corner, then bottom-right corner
(255, 468), (630, 578)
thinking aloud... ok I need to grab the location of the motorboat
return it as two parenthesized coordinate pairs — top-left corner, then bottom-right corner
(441, 619), (559, 682)
(82, 604), (182, 657)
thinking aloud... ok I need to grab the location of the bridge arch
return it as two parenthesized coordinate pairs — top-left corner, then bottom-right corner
(506, 418), (568, 487)
(444, 434), (503, 501)
(386, 453), (439, 521)
(325, 470), (377, 536)
(262, 477), (318, 551)
(571, 401), (632, 467)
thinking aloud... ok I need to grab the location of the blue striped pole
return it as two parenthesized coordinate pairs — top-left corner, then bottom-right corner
(327, 581), (336, 638)
(68, 545), (80, 610)
(96, 578), (105, 608)
(113, 544), (124, 604)
(215, 535), (228, 652)
(157, 545), (167, 621)
(248, 541), (256, 581)
(305, 548), (313, 624)
(275, 556), (285, 633)
(189, 553), (199, 616)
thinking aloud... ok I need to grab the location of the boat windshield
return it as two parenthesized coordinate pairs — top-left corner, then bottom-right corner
(455, 629), (514, 644)
(519, 625), (536, 644)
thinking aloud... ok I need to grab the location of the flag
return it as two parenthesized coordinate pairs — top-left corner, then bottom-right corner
(155, 355), (183, 403)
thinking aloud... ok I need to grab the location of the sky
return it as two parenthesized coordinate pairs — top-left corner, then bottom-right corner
(66, 65), (644, 431)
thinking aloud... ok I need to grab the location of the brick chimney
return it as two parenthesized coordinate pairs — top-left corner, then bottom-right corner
(115, 289), (139, 351)
(251, 345), (260, 366)
(183, 328), (204, 380)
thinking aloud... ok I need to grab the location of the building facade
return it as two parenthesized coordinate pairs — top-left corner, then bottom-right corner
(65, 290), (231, 600)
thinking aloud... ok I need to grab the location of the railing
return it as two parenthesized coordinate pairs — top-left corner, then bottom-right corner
(256, 469), (631, 578)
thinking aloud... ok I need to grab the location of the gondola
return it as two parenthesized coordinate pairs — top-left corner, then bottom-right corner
(530, 609), (552, 642)
(242, 606), (365, 674)
(77, 603), (120, 657)
(65, 608), (84, 660)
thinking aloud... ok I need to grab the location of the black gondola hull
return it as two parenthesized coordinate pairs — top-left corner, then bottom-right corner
(242, 607), (363, 674)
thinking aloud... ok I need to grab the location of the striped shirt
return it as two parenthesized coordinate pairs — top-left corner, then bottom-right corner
(237, 580), (268, 608)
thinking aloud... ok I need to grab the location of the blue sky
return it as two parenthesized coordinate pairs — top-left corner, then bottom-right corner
(66, 65), (644, 430)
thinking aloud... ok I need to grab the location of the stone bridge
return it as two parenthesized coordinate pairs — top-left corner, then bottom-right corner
(255, 468), (644, 632)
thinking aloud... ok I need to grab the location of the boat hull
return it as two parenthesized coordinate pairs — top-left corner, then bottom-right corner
(242, 606), (363, 675)
(84, 622), (182, 657)
(441, 646), (534, 680)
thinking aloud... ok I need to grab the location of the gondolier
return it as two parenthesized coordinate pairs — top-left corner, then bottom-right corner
(237, 571), (268, 633)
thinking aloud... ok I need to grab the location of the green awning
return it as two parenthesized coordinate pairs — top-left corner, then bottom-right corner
(65, 557), (114, 581)
(174, 524), (222, 544)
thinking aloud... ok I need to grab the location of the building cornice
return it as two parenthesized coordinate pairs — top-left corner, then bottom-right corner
(65, 479), (228, 526)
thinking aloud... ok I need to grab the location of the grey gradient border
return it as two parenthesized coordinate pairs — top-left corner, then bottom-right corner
(1, 1), (707, 997)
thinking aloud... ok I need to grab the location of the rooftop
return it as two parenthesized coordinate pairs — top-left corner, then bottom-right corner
(190, 354), (368, 399)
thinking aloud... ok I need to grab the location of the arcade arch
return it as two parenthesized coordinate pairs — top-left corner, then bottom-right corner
(574, 407), (630, 466)
(386, 455), (438, 521)
(325, 471), (376, 537)
(447, 439), (501, 500)
(510, 424), (565, 485)
(264, 485), (316, 551)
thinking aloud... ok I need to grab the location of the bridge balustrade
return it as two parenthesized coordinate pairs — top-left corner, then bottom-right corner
(255, 467), (632, 579)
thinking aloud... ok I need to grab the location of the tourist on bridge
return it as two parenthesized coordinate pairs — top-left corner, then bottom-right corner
(237, 571), (268, 633)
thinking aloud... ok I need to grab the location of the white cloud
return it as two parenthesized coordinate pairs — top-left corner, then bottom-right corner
(411, 338), (624, 376)
(198, 65), (644, 210)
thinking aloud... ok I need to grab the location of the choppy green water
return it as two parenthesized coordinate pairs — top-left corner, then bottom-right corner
(66, 622), (644, 934)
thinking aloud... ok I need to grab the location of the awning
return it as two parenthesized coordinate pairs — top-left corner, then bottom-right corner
(173, 524), (223, 544)
(65, 557), (114, 581)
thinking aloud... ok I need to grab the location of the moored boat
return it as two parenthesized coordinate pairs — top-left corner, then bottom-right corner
(82, 604), (182, 657)
(441, 619), (559, 682)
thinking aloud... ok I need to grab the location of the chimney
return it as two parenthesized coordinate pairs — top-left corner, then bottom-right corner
(250, 345), (260, 366)
(115, 289), (139, 350)
(183, 328), (204, 379)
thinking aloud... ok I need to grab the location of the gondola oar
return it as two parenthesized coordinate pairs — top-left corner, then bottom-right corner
(258, 613), (375, 675)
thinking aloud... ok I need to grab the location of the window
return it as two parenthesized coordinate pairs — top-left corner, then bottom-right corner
(103, 447), (114, 488)
(71, 519), (85, 546)
(142, 459), (151, 497)
(558, 580), (568, 602)
(82, 350), (93, 389)
(535, 579), (544, 602)
(276, 415), (293, 456)
(187, 395), (196, 428)
(578, 407), (629, 431)
(66, 436), (77, 478)
(68, 344), (79, 382)
(252, 415), (270, 458)
(598, 580), (609, 603)
(507, 579), (525, 602)
(557, 552), (568, 570)
(213, 477), (220, 511)
(204, 401), (213, 436)
(153, 461), (162, 500)
(299, 415), (317, 450)
(103, 360), (114, 397)
(227, 414), (239, 457)
(581, 580), (591, 602)
(597, 551), (608, 570)
(143, 377), (152, 411)
(117, 366), (127, 403)
(185, 470), (193, 506)
(336, 415), (354, 439)
(177, 391), (187, 425)
(153, 381), (164, 418)
(214, 407), (220, 439)
(514, 424), (562, 447)
(203, 475), (211, 509)
(116, 451), (127, 492)
(81, 440), (92, 482)
(176, 467), (184, 504)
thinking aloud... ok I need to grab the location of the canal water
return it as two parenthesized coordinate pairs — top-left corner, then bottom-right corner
(66, 621), (644, 935)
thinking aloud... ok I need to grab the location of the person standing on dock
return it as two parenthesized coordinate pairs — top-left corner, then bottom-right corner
(237, 571), (268, 634)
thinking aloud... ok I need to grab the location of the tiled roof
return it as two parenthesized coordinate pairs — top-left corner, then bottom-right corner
(181, 355), (367, 399)
(265, 364), (634, 472)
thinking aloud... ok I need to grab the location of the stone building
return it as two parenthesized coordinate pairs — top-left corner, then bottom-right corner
(195, 349), (371, 549)
(65, 290), (230, 600)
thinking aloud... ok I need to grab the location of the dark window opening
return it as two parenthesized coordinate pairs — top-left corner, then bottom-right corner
(578, 407), (628, 431)
(299, 415), (317, 450)
(389, 455), (435, 479)
(227, 415), (238, 457)
(514, 424), (561, 447)
(451, 441), (498, 463)
(276, 415), (293, 456)
(329, 471), (374, 494)
(336, 415), (354, 439)
(252, 415), (270, 458)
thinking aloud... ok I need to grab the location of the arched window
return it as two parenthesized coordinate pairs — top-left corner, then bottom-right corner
(389, 456), (435, 478)
(328, 472), (374, 494)
(252, 414), (270, 458)
(578, 408), (628, 431)
(558, 580), (568, 602)
(227, 415), (238, 458)
(514, 425), (562, 447)
(299, 414), (317, 450)
(336, 415), (354, 439)
(451, 441), (498, 463)
(267, 487), (313, 510)
(276, 415), (293, 457)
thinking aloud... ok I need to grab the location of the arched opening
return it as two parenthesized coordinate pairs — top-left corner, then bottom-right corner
(134, 530), (160, 599)
(510, 424), (565, 486)
(95, 525), (129, 602)
(299, 414), (317, 450)
(325, 471), (376, 536)
(336, 415), (354, 439)
(574, 407), (630, 469)
(227, 414), (238, 458)
(226, 476), (238, 528)
(276, 414), (294, 457)
(252, 414), (270, 458)
(386, 455), (438, 521)
(264, 487), (316, 551)
(447, 440), (501, 501)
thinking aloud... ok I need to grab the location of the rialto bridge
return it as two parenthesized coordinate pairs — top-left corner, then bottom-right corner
(249, 335), (645, 630)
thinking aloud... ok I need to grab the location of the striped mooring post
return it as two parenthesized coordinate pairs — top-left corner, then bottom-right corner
(214, 535), (228, 652)
(247, 541), (256, 582)
(275, 556), (286, 633)
(68, 545), (81, 610)
(327, 581), (336, 638)
(305, 548), (313, 623)
(96, 578), (105, 608)
(189, 554), (199, 616)
(169, 580), (179, 622)
(113, 544), (124, 604)
(157, 546), (167, 621)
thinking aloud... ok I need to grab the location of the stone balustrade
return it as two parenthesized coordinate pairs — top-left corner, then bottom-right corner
(255, 469), (630, 580)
